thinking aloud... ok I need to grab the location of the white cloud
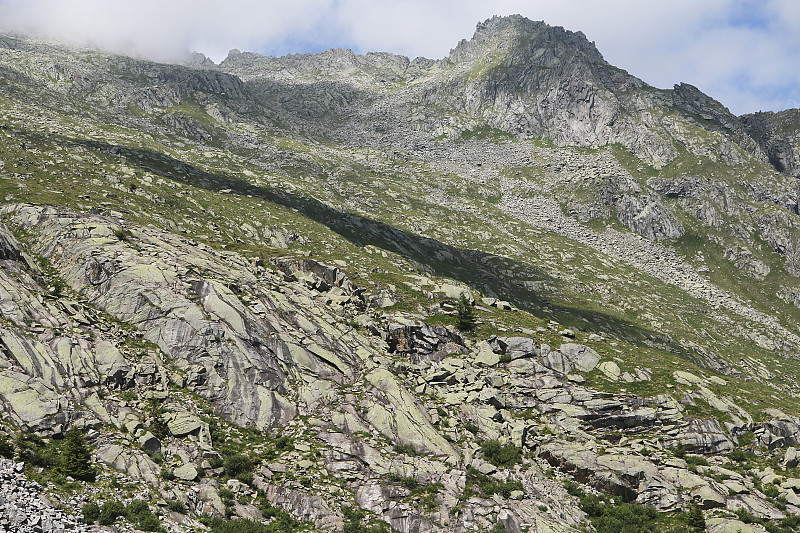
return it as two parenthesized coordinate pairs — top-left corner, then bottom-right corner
(0, 0), (797, 113)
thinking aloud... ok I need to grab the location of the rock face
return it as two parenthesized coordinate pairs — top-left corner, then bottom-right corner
(426, 16), (682, 167)
(742, 109), (800, 177)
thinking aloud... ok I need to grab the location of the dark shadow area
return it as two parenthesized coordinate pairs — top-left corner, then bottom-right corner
(58, 134), (687, 356)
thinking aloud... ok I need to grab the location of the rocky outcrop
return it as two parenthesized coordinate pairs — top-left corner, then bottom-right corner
(742, 109), (800, 177)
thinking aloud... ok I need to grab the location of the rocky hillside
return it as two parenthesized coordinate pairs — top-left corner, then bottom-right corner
(1, 14), (800, 533)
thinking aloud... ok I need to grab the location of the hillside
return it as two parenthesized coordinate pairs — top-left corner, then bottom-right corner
(1, 14), (800, 533)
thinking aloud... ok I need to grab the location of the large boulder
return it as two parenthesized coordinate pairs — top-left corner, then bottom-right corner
(675, 419), (735, 454)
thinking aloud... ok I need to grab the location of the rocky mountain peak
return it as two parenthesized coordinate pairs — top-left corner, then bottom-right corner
(447, 15), (606, 70)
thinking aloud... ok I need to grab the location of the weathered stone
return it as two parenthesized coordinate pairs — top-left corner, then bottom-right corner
(598, 361), (621, 381)
(137, 431), (161, 456)
(174, 463), (198, 481)
(540, 351), (574, 374)
(559, 344), (600, 372)
(165, 411), (204, 438)
(675, 419), (734, 454)
(784, 447), (798, 468)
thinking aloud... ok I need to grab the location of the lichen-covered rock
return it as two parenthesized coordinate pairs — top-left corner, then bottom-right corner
(366, 368), (459, 458)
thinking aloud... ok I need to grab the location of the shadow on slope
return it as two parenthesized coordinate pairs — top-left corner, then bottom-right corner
(59, 135), (690, 360)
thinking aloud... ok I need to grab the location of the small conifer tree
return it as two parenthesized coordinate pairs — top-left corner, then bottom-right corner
(686, 500), (706, 531)
(61, 429), (96, 481)
(0, 433), (13, 459)
(456, 293), (477, 331)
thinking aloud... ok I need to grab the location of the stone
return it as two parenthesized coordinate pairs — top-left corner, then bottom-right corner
(781, 478), (800, 492)
(784, 447), (798, 468)
(598, 361), (621, 381)
(559, 344), (600, 372)
(174, 464), (198, 481)
(137, 431), (161, 456)
(365, 368), (458, 458)
(540, 351), (574, 374)
(165, 411), (204, 438)
(473, 342), (500, 367)
(0, 458), (90, 532)
(96, 444), (160, 485)
(673, 371), (703, 386)
(727, 493), (785, 520)
(706, 518), (763, 533)
(676, 419), (734, 454)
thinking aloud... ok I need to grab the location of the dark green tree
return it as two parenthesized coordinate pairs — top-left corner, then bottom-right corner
(686, 501), (706, 531)
(0, 433), (13, 459)
(456, 293), (476, 331)
(61, 429), (96, 481)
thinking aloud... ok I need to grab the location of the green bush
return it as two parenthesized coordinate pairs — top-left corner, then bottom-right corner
(728, 449), (749, 463)
(684, 455), (708, 468)
(579, 492), (658, 533)
(126, 499), (150, 520)
(479, 439), (521, 468)
(762, 483), (781, 499)
(341, 505), (392, 533)
(15, 434), (60, 468)
(161, 467), (175, 481)
(672, 443), (686, 459)
(462, 467), (523, 498)
(138, 514), (162, 532)
(81, 502), (100, 523)
(686, 501), (705, 531)
(202, 513), (301, 533)
(393, 444), (417, 456)
(98, 501), (126, 525)
(146, 398), (169, 440)
(125, 500), (161, 532)
(166, 500), (187, 514)
(464, 422), (479, 434)
(223, 454), (253, 481)
(259, 435), (294, 461)
(61, 430), (96, 481)
(236, 472), (254, 485)
(767, 514), (800, 533)
(565, 481), (700, 533)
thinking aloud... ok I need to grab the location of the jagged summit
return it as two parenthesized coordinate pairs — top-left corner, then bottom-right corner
(448, 14), (605, 67)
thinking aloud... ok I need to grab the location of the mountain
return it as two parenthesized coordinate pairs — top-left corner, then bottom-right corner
(1, 14), (800, 533)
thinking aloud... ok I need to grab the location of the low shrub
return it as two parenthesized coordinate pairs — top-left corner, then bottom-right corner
(98, 501), (126, 526)
(166, 500), (187, 514)
(223, 454), (253, 482)
(480, 439), (521, 468)
(81, 502), (100, 523)
(393, 444), (417, 456)
(462, 467), (523, 498)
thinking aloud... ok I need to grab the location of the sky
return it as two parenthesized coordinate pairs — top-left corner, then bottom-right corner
(0, 0), (797, 115)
